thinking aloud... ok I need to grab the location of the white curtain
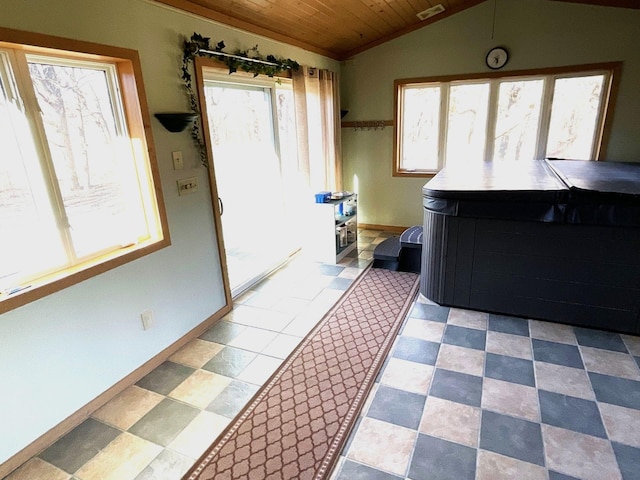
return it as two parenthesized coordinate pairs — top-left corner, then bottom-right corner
(292, 66), (342, 193)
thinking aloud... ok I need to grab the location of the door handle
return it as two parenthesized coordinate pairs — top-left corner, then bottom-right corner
(218, 197), (224, 216)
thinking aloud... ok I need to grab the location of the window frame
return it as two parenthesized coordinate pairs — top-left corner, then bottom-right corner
(393, 62), (622, 178)
(0, 27), (170, 314)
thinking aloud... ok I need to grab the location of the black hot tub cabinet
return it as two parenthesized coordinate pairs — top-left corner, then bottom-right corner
(421, 159), (640, 334)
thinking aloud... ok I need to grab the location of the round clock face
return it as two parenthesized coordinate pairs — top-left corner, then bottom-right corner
(486, 47), (509, 70)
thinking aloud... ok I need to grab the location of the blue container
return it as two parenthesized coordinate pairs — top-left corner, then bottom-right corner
(315, 191), (331, 203)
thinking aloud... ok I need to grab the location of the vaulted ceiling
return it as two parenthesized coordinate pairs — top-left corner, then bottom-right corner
(156, 0), (640, 60)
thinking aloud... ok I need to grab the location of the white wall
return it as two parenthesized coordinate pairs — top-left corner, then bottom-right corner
(0, 0), (338, 464)
(341, 0), (640, 227)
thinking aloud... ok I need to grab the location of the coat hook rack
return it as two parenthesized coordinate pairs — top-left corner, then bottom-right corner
(341, 120), (394, 131)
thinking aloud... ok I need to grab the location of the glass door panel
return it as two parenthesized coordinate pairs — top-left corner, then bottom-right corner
(204, 81), (298, 295)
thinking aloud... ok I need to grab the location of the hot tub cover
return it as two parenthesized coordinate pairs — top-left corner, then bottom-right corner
(422, 160), (568, 222)
(547, 159), (640, 227)
(423, 159), (640, 227)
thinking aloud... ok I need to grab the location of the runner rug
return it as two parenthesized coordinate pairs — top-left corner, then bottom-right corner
(184, 267), (419, 480)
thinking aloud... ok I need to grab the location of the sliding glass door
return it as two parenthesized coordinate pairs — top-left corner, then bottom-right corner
(203, 76), (300, 296)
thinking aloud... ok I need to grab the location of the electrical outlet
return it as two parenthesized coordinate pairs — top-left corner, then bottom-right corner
(141, 309), (154, 330)
(172, 151), (184, 170)
(177, 177), (198, 196)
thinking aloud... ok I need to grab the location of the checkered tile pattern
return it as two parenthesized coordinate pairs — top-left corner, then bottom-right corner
(333, 300), (640, 480)
(2, 230), (386, 480)
(6, 229), (640, 480)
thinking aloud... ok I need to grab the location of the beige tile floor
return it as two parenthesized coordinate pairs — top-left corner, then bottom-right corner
(330, 297), (640, 480)
(4, 229), (392, 480)
(7, 226), (640, 480)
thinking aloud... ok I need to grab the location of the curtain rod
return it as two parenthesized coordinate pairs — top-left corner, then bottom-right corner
(195, 47), (287, 68)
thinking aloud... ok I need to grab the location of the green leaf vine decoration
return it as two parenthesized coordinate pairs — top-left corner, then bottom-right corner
(181, 33), (300, 167)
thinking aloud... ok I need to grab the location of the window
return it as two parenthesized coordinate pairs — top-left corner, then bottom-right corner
(0, 29), (168, 312)
(394, 63), (620, 176)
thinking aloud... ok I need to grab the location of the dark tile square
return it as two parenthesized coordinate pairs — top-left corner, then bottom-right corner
(366, 385), (426, 430)
(129, 398), (199, 446)
(635, 356), (640, 369)
(574, 327), (628, 353)
(392, 336), (439, 365)
(488, 314), (530, 337)
(410, 303), (450, 323)
(443, 324), (486, 351)
(202, 346), (257, 377)
(430, 368), (483, 407)
(39, 418), (119, 474)
(532, 339), (584, 369)
(318, 264), (345, 276)
(337, 460), (402, 480)
(539, 390), (607, 438)
(589, 372), (640, 410)
(549, 471), (581, 480)
(135, 361), (195, 395)
(328, 277), (353, 291)
(485, 353), (535, 387)
(612, 442), (640, 480)
(206, 380), (260, 418)
(135, 448), (193, 479)
(479, 410), (545, 466)
(409, 434), (476, 480)
(199, 320), (244, 344)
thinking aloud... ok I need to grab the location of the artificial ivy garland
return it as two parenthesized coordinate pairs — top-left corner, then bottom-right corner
(181, 33), (300, 166)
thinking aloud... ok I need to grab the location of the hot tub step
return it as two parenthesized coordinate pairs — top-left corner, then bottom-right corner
(372, 236), (401, 271)
(373, 226), (423, 273)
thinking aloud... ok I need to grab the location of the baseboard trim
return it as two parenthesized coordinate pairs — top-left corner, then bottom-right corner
(358, 223), (408, 234)
(0, 303), (232, 479)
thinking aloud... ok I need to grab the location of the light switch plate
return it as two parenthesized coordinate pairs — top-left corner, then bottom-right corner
(172, 151), (184, 170)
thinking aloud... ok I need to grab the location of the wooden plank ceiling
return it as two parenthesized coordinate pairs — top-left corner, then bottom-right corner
(156, 0), (640, 60)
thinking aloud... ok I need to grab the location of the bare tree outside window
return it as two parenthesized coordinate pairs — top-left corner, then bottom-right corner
(547, 75), (605, 160)
(401, 86), (440, 171)
(395, 66), (614, 176)
(28, 60), (147, 258)
(0, 33), (166, 313)
(494, 80), (543, 162)
(446, 83), (489, 165)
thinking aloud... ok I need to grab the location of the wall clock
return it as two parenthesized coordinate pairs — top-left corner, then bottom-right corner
(486, 47), (509, 70)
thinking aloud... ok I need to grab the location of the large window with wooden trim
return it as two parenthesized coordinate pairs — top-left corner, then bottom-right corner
(394, 63), (620, 176)
(0, 28), (168, 313)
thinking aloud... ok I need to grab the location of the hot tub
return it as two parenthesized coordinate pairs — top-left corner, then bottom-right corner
(421, 159), (640, 334)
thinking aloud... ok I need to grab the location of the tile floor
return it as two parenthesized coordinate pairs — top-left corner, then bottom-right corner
(332, 298), (640, 480)
(5, 228), (640, 480)
(3, 230), (386, 480)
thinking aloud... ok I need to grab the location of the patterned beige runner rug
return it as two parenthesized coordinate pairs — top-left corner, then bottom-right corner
(184, 267), (419, 480)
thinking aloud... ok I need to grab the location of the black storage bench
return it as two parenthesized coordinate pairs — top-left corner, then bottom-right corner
(420, 159), (640, 335)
